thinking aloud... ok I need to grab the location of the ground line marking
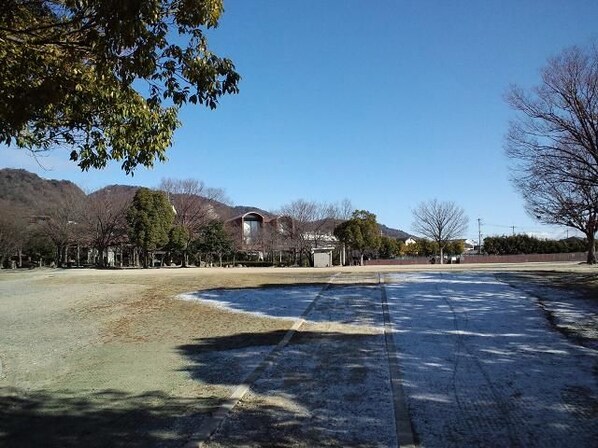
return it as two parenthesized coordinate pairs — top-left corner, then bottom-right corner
(379, 273), (417, 448)
(184, 273), (340, 448)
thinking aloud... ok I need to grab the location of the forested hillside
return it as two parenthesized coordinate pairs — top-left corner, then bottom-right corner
(0, 169), (85, 212)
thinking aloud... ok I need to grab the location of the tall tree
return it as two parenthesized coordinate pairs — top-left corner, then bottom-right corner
(378, 235), (401, 259)
(412, 200), (468, 264)
(1, 0), (240, 173)
(84, 188), (132, 267)
(38, 190), (87, 266)
(333, 210), (380, 266)
(167, 224), (189, 265)
(506, 45), (598, 264)
(159, 178), (227, 266)
(126, 188), (175, 267)
(194, 220), (232, 266)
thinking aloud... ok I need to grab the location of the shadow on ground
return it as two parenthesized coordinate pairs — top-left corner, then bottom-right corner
(0, 388), (218, 448)
(176, 280), (398, 447)
(177, 329), (377, 387)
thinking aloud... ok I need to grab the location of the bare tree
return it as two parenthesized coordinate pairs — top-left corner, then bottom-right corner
(327, 198), (354, 265)
(329, 198), (354, 221)
(279, 199), (339, 266)
(516, 168), (598, 263)
(39, 191), (87, 267)
(159, 178), (229, 266)
(84, 189), (132, 267)
(412, 199), (468, 264)
(0, 200), (24, 268)
(506, 44), (598, 263)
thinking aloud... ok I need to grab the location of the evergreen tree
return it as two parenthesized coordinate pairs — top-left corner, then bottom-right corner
(127, 188), (175, 267)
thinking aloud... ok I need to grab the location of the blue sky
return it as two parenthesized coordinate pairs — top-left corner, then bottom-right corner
(3, 0), (598, 240)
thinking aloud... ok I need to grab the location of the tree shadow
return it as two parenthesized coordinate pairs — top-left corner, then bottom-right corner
(496, 272), (598, 348)
(176, 330), (378, 387)
(0, 388), (218, 448)
(174, 278), (426, 446)
(175, 300), (398, 447)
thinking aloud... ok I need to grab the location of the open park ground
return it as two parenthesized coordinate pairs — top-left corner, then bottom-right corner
(1, 263), (597, 447)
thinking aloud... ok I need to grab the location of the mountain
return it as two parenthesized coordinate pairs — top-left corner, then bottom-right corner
(0, 170), (413, 237)
(0, 168), (85, 212)
(378, 223), (413, 240)
(91, 184), (238, 220)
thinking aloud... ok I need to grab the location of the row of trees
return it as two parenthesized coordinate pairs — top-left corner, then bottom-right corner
(0, 177), (233, 268)
(332, 206), (468, 265)
(126, 185), (240, 268)
(0, 177), (362, 268)
(378, 236), (466, 259)
(3, 178), (588, 268)
(483, 235), (586, 256)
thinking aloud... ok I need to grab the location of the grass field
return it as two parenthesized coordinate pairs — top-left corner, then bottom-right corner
(0, 263), (596, 447)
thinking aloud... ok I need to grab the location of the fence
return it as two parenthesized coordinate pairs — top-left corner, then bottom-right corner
(365, 252), (587, 266)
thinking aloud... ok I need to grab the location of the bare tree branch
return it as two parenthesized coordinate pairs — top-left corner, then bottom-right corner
(505, 44), (598, 263)
(412, 199), (468, 264)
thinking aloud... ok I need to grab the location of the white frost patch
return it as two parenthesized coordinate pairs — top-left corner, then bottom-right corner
(444, 330), (526, 337)
(178, 285), (324, 321)
(411, 393), (452, 404)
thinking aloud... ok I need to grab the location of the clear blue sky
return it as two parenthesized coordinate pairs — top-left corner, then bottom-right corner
(3, 0), (598, 240)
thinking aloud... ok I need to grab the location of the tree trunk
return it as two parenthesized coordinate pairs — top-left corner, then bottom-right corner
(586, 232), (596, 264)
(97, 247), (105, 268)
(55, 246), (61, 267)
(439, 245), (444, 264)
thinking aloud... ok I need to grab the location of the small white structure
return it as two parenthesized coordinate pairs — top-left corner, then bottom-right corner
(312, 247), (334, 268)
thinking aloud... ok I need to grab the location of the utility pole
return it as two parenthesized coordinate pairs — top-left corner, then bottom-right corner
(511, 225), (516, 236)
(478, 218), (482, 255)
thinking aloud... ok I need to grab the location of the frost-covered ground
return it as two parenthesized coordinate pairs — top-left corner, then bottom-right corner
(205, 280), (397, 447)
(180, 271), (597, 447)
(386, 272), (598, 447)
(179, 285), (324, 320)
(182, 276), (398, 447)
(496, 272), (598, 349)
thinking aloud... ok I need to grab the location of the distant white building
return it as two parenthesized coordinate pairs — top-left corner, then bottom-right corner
(463, 239), (477, 252)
